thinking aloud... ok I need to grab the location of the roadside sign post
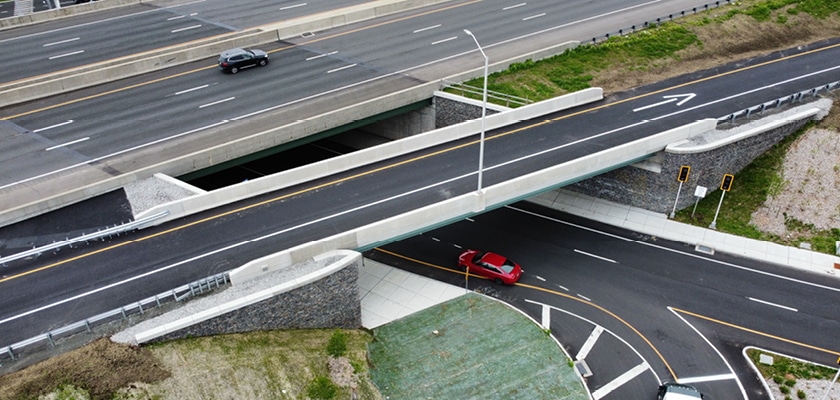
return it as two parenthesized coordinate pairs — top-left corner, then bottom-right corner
(670, 166), (691, 218)
(819, 356), (840, 400)
(692, 186), (707, 218)
(710, 174), (734, 230)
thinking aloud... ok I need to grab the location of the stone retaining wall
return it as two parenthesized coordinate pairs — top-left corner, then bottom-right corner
(148, 261), (360, 343)
(566, 114), (815, 214)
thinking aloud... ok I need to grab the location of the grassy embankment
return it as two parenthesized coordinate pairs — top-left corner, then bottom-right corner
(456, 0), (840, 254)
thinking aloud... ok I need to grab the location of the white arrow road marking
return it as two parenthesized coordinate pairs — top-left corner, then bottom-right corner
(633, 93), (696, 112)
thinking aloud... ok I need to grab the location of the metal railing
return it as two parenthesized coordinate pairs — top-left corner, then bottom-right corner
(0, 211), (169, 267)
(717, 80), (840, 125)
(0, 271), (230, 362)
(590, 1), (733, 44)
(441, 80), (533, 107)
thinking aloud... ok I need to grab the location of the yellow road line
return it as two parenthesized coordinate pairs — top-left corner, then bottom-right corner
(672, 307), (840, 356)
(374, 247), (678, 380)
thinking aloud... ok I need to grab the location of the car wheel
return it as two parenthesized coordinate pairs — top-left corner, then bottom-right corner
(259, 59), (267, 66)
(494, 278), (504, 285)
(231, 67), (239, 74)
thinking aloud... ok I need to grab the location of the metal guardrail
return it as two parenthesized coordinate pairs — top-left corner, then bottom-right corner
(717, 80), (840, 124)
(0, 211), (169, 267)
(441, 80), (533, 107)
(590, 1), (733, 44)
(0, 271), (230, 362)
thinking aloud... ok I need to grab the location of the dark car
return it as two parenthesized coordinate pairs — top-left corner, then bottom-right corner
(657, 382), (704, 400)
(218, 48), (269, 74)
(458, 250), (522, 285)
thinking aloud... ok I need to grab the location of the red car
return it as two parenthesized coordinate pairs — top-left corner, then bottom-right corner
(458, 250), (522, 285)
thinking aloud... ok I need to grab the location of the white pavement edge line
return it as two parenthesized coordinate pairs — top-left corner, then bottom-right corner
(575, 325), (604, 360)
(505, 205), (634, 242)
(667, 306), (748, 399)
(524, 298), (661, 384)
(574, 249), (616, 264)
(0, 241), (244, 326)
(636, 241), (840, 293)
(747, 297), (798, 312)
(591, 362), (648, 400)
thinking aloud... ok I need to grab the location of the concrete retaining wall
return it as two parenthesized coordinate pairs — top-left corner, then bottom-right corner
(131, 250), (361, 344)
(136, 87), (604, 227)
(229, 119), (715, 283)
(565, 102), (827, 214)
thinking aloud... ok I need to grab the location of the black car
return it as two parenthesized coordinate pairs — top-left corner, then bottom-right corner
(218, 48), (269, 74)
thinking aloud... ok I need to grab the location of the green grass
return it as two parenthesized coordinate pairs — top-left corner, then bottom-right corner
(747, 348), (837, 382)
(456, 23), (699, 104)
(368, 293), (588, 400)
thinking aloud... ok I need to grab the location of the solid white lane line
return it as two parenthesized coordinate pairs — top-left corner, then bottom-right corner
(46, 137), (89, 151)
(171, 24), (201, 33)
(523, 13), (545, 21)
(669, 307), (749, 398)
(0, 120), (229, 191)
(748, 297), (798, 312)
(198, 97), (235, 109)
(639, 241), (840, 293)
(503, 3), (526, 10)
(575, 325), (604, 360)
(174, 84), (209, 95)
(413, 24), (441, 33)
(592, 362), (649, 400)
(33, 120), (73, 133)
(574, 249), (616, 263)
(250, 169), (478, 243)
(577, 294), (591, 301)
(0, 241), (245, 326)
(43, 37), (80, 47)
(280, 3), (307, 10)
(651, 64), (840, 121)
(48, 50), (84, 60)
(679, 373), (738, 384)
(327, 64), (357, 73)
(488, 120), (650, 172)
(431, 36), (457, 45)
(306, 51), (337, 61)
(505, 206), (633, 241)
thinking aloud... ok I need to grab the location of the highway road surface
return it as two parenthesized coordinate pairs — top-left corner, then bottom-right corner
(0, 0), (714, 223)
(1, 38), (838, 359)
(367, 203), (840, 400)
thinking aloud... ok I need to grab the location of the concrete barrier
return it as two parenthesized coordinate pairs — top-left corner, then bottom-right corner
(228, 119), (716, 282)
(0, 0), (452, 107)
(2, 40), (583, 227)
(135, 87), (604, 226)
(665, 108), (821, 153)
(0, 0), (139, 30)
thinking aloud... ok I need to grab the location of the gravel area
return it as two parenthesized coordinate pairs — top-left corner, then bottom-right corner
(767, 378), (840, 400)
(111, 256), (335, 345)
(124, 174), (203, 216)
(751, 123), (840, 236)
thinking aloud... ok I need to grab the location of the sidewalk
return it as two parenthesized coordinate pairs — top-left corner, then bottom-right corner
(359, 188), (840, 329)
(530, 189), (840, 277)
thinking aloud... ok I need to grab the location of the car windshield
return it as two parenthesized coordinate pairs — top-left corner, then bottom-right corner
(667, 385), (702, 397)
(500, 259), (516, 274)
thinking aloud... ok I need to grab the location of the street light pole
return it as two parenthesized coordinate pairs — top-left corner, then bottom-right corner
(463, 29), (488, 193)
